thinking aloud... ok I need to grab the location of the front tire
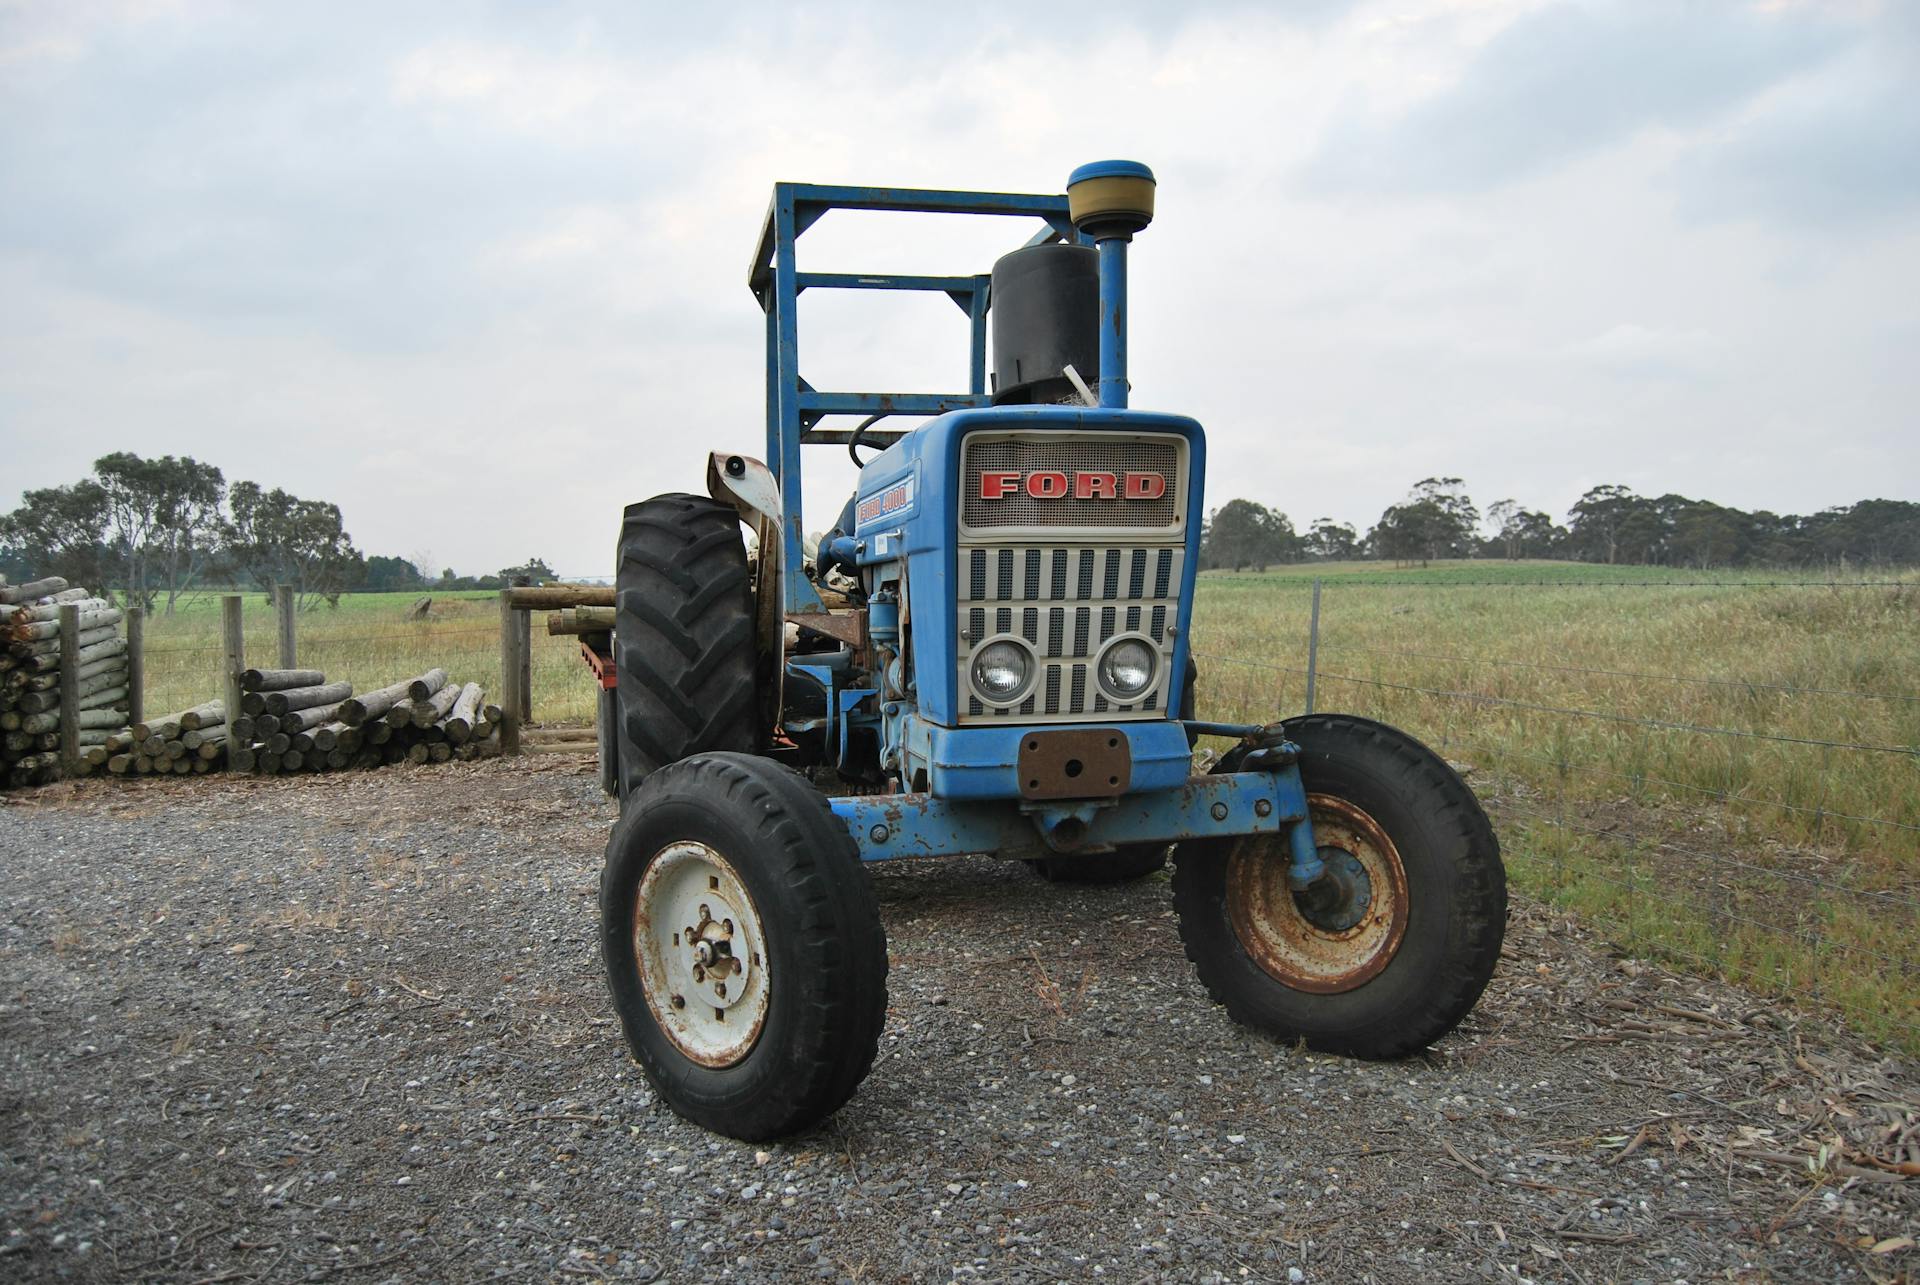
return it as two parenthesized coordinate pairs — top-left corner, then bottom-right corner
(600, 752), (889, 1139)
(1172, 714), (1505, 1057)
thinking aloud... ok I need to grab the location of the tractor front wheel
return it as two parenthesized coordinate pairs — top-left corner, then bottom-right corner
(1171, 714), (1505, 1057)
(600, 752), (889, 1140)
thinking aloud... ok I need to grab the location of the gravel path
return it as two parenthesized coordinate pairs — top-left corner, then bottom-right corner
(2, 759), (1914, 1283)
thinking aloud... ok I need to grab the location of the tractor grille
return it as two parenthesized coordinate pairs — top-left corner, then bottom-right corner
(961, 434), (1184, 532)
(957, 544), (1183, 723)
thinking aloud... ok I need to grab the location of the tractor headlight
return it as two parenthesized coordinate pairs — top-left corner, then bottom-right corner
(1097, 637), (1157, 702)
(970, 639), (1034, 704)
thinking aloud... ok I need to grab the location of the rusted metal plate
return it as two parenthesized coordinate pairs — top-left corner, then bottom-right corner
(1016, 727), (1131, 800)
(1226, 793), (1409, 994)
(579, 638), (617, 690)
(787, 611), (864, 648)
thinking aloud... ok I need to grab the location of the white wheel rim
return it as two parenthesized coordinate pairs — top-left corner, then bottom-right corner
(633, 841), (770, 1067)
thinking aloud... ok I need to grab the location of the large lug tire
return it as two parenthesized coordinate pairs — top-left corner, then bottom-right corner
(596, 686), (618, 797)
(1171, 713), (1506, 1058)
(1027, 657), (1199, 885)
(614, 494), (759, 800)
(600, 751), (889, 1140)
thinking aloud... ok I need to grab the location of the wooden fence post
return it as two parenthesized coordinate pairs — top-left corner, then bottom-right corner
(126, 605), (145, 729)
(275, 583), (297, 668)
(221, 595), (245, 739)
(57, 604), (80, 776)
(498, 590), (522, 756)
(516, 606), (532, 723)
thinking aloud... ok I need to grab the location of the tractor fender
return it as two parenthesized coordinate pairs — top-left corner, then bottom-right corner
(706, 452), (786, 738)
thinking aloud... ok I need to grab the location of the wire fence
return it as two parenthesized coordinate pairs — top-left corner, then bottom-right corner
(135, 595), (604, 727)
(1191, 574), (1920, 1053)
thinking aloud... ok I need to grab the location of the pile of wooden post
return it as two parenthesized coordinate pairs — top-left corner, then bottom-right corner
(104, 700), (226, 776)
(545, 605), (614, 637)
(1, 575), (131, 787)
(226, 666), (501, 775)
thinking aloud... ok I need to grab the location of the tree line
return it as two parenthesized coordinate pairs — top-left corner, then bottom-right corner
(1202, 479), (1920, 571)
(0, 453), (556, 610)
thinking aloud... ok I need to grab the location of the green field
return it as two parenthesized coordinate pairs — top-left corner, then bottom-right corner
(137, 563), (1920, 1050)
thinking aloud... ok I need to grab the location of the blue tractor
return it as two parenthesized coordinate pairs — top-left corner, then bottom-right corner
(601, 162), (1506, 1140)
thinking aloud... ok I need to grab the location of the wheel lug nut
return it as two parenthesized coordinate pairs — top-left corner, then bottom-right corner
(671, 994), (685, 1009)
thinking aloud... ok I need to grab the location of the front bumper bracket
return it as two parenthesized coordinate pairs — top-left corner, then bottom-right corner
(832, 762), (1312, 863)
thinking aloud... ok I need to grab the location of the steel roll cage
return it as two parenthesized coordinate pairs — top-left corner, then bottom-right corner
(747, 182), (1096, 613)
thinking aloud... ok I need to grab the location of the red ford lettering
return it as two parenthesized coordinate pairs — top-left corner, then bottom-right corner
(1073, 471), (1118, 499)
(1025, 471), (1069, 499)
(979, 470), (1021, 499)
(977, 470), (1168, 500)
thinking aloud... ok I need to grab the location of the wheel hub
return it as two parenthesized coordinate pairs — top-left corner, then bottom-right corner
(1224, 793), (1409, 994)
(633, 842), (770, 1067)
(1294, 850), (1372, 933)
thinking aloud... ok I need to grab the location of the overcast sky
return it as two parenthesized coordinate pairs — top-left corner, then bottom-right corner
(2, 0), (1915, 578)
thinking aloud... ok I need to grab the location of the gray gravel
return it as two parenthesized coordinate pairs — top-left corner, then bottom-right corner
(2, 758), (1914, 1283)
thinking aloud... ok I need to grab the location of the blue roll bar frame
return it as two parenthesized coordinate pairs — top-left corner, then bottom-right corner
(747, 182), (1094, 612)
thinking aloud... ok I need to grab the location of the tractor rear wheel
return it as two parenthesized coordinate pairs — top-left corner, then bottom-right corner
(600, 752), (889, 1139)
(613, 494), (759, 800)
(1171, 714), (1505, 1057)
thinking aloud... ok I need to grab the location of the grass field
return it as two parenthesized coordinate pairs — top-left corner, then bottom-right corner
(136, 562), (1920, 1050)
(138, 588), (606, 730)
(1189, 560), (1920, 1051)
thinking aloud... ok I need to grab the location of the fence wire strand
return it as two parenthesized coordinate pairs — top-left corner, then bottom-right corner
(1315, 643), (1920, 704)
(1201, 654), (1919, 757)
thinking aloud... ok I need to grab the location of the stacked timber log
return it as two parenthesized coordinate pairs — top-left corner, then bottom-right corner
(224, 667), (501, 775)
(1, 575), (131, 787)
(104, 700), (228, 777)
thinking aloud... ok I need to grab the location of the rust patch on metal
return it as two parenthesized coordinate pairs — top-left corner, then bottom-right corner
(787, 611), (864, 648)
(1226, 793), (1409, 994)
(1016, 728), (1131, 800)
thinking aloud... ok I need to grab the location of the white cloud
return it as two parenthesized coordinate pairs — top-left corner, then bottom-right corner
(0, 0), (1914, 578)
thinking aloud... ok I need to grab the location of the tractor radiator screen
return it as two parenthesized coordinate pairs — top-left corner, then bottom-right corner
(955, 543), (1184, 724)
(961, 434), (1184, 531)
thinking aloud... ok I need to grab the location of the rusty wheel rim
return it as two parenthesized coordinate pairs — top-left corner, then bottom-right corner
(632, 842), (770, 1068)
(1225, 793), (1410, 994)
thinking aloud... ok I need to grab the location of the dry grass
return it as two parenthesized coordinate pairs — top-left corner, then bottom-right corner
(1189, 560), (1920, 1052)
(138, 589), (602, 725)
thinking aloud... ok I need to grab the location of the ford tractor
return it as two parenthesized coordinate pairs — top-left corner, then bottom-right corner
(600, 161), (1507, 1140)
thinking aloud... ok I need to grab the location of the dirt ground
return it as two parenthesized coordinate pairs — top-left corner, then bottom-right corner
(1, 757), (1914, 1283)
